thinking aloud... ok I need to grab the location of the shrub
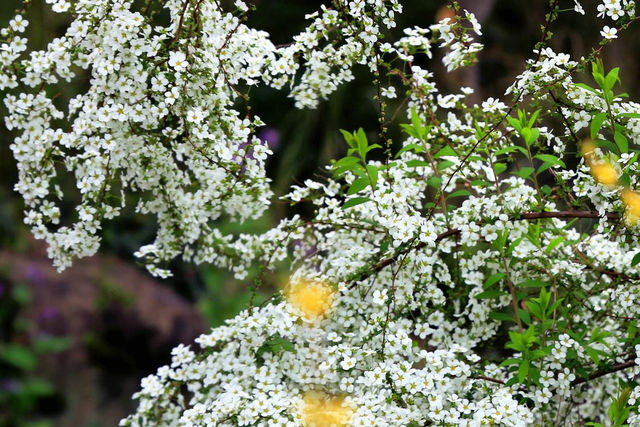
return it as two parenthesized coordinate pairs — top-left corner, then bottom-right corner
(2, 0), (640, 425)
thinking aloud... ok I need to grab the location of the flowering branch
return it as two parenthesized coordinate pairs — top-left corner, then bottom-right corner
(365, 211), (620, 281)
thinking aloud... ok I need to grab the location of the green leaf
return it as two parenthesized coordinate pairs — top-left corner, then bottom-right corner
(604, 67), (620, 91)
(400, 123), (421, 139)
(505, 236), (524, 256)
(334, 156), (360, 169)
(584, 346), (602, 364)
(411, 108), (422, 131)
(495, 146), (521, 156)
(22, 378), (55, 397)
(493, 163), (507, 175)
(528, 110), (541, 128)
(534, 154), (566, 168)
(518, 308), (531, 325)
(517, 279), (547, 288)
(590, 112), (608, 139)
(545, 236), (566, 254)
(435, 146), (457, 158)
(619, 172), (631, 187)
(484, 272), (507, 289)
(537, 163), (553, 174)
(489, 312), (515, 322)
(593, 73), (605, 90)
(340, 129), (355, 148)
(617, 112), (640, 119)
(512, 167), (534, 179)
(594, 139), (619, 154)
(574, 83), (598, 94)
(365, 144), (382, 153)
(470, 179), (491, 187)
(506, 116), (522, 131)
(0, 344), (37, 371)
(333, 157), (361, 177)
(475, 290), (508, 299)
(406, 159), (430, 168)
(614, 130), (629, 153)
(347, 177), (370, 195)
(631, 252), (640, 267)
(366, 164), (378, 190)
(448, 189), (470, 198)
(427, 176), (442, 189)
(256, 335), (297, 360)
(12, 284), (31, 305)
(518, 359), (530, 383)
(437, 160), (455, 171)
(343, 197), (370, 209)
(356, 128), (368, 158)
(395, 143), (424, 158)
(493, 229), (510, 251)
(33, 337), (71, 354)
(500, 358), (521, 367)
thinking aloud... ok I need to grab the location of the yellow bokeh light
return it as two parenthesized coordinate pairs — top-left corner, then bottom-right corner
(580, 140), (597, 158)
(589, 162), (619, 187)
(300, 391), (353, 427)
(285, 278), (334, 320)
(581, 140), (619, 187)
(621, 189), (640, 226)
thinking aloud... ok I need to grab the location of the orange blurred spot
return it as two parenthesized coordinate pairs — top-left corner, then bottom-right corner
(436, 6), (456, 23)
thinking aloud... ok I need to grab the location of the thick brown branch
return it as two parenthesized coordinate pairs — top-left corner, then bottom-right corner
(519, 211), (619, 220)
(471, 355), (637, 388)
(572, 356), (637, 386)
(365, 211), (617, 279)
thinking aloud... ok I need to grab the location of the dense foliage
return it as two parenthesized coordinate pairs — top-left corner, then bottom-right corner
(2, 0), (640, 425)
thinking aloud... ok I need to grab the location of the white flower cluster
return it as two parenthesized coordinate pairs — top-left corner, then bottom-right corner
(574, 0), (636, 37)
(263, 0), (402, 109)
(122, 299), (533, 426)
(124, 143), (640, 424)
(3, 0), (640, 425)
(3, 0), (284, 277)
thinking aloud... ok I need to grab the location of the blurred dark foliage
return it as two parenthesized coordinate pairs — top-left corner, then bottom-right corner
(0, 247), (204, 426)
(0, 0), (640, 424)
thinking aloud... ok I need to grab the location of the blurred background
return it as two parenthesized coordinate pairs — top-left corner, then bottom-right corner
(0, 0), (639, 425)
